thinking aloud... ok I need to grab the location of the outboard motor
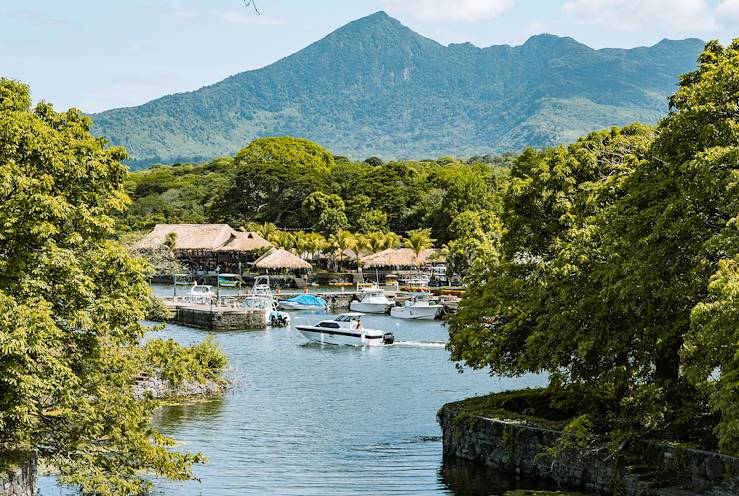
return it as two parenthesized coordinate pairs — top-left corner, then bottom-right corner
(382, 332), (395, 345)
(269, 311), (290, 328)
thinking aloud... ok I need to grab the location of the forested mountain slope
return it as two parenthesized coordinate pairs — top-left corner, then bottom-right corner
(91, 11), (704, 168)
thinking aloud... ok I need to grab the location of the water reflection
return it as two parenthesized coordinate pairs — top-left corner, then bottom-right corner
(42, 313), (548, 495)
(439, 456), (553, 495)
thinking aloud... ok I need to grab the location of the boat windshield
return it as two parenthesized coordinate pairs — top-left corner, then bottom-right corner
(336, 315), (362, 322)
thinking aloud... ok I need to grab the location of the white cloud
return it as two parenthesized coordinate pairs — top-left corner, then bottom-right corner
(561, 0), (715, 31)
(715, 0), (739, 27)
(382, 0), (516, 23)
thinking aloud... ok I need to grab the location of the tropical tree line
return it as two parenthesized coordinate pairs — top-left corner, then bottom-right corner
(117, 137), (510, 247)
(449, 41), (739, 456)
(247, 223), (435, 270)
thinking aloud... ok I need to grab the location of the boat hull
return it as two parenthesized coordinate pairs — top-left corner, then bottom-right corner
(296, 326), (386, 346)
(349, 301), (392, 314)
(279, 302), (325, 311)
(390, 305), (441, 320)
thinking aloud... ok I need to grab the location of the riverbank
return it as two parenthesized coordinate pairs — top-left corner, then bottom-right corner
(0, 453), (35, 496)
(438, 391), (739, 496)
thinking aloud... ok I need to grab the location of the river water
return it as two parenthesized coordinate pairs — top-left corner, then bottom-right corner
(40, 290), (547, 495)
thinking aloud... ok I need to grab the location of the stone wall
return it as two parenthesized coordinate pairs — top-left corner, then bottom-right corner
(438, 407), (739, 496)
(170, 306), (267, 330)
(0, 454), (35, 496)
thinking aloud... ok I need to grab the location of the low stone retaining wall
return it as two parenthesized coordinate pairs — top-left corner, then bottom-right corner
(165, 303), (268, 330)
(438, 407), (739, 496)
(1, 453), (35, 496)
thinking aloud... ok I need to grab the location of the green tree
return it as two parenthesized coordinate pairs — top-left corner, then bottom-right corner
(327, 230), (357, 271)
(210, 137), (333, 226)
(0, 79), (203, 494)
(301, 191), (349, 235)
(404, 228), (435, 266)
(449, 124), (661, 437)
(355, 209), (389, 232)
(444, 210), (502, 278)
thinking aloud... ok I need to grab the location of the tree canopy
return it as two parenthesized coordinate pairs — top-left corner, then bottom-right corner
(0, 78), (206, 494)
(448, 40), (739, 454)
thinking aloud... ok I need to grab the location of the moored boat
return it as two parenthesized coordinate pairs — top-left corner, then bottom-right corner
(279, 294), (328, 310)
(242, 276), (290, 327)
(217, 273), (241, 288)
(185, 283), (217, 304)
(349, 285), (393, 314)
(296, 313), (394, 346)
(390, 292), (442, 320)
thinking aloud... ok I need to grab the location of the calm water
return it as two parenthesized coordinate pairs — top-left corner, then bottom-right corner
(40, 299), (547, 495)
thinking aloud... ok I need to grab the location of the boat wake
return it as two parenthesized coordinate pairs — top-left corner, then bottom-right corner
(391, 340), (447, 349)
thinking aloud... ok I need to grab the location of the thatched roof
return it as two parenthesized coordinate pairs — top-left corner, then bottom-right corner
(135, 224), (238, 251)
(216, 231), (273, 252)
(254, 249), (312, 270)
(360, 248), (441, 268)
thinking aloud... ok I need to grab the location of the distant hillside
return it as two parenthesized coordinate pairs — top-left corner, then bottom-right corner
(91, 11), (705, 169)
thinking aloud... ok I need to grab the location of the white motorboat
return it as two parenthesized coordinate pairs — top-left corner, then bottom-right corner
(398, 272), (431, 289)
(241, 276), (290, 327)
(390, 293), (442, 320)
(349, 286), (393, 314)
(296, 313), (394, 346)
(185, 283), (216, 304)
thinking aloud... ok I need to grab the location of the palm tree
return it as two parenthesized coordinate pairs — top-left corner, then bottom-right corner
(404, 228), (435, 267)
(304, 232), (325, 262)
(270, 230), (294, 251)
(254, 222), (278, 241)
(328, 230), (356, 271)
(162, 232), (177, 257)
(365, 231), (386, 254)
(383, 232), (402, 250)
(293, 231), (311, 257)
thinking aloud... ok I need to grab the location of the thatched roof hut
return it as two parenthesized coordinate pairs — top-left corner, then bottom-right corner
(254, 249), (312, 271)
(135, 225), (275, 254)
(360, 248), (441, 268)
(216, 231), (273, 252)
(135, 224), (238, 251)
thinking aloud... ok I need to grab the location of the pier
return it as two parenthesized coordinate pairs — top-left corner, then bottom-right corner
(162, 298), (268, 330)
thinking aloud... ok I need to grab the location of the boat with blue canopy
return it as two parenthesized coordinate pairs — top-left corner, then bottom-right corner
(279, 294), (328, 310)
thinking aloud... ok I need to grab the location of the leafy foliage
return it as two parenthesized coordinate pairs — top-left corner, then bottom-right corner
(0, 78), (209, 494)
(142, 337), (227, 387)
(448, 40), (739, 454)
(117, 138), (508, 244)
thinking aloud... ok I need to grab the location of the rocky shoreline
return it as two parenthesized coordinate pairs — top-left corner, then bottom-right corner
(133, 370), (227, 400)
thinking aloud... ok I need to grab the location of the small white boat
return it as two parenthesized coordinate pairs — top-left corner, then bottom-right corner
(279, 294), (328, 311)
(242, 276), (290, 327)
(296, 313), (394, 346)
(218, 273), (241, 288)
(185, 283), (216, 304)
(390, 293), (442, 320)
(350, 286), (393, 314)
(398, 273), (431, 289)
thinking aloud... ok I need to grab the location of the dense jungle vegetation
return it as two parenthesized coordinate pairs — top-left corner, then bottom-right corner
(449, 40), (739, 457)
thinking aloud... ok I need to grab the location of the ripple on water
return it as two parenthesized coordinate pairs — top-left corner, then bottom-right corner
(41, 312), (547, 495)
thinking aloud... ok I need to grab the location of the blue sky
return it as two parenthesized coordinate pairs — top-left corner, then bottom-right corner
(3, 0), (739, 112)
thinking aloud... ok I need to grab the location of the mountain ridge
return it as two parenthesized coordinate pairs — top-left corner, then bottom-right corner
(91, 11), (706, 168)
